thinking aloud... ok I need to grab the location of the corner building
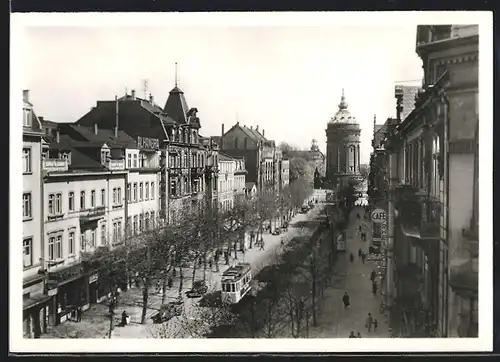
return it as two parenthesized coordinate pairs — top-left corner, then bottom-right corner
(325, 91), (362, 188)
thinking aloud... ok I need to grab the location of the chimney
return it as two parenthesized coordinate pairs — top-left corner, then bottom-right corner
(250, 126), (253, 130)
(262, 129), (265, 137)
(56, 130), (60, 143)
(115, 95), (119, 138)
(131, 89), (136, 100)
(149, 93), (154, 104)
(23, 90), (29, 101)
(256, 125), (259, 132)
(221, 123), (225, 150)
(94, 124), (98, 134)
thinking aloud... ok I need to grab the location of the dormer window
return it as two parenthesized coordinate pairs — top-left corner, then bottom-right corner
(23, 109), (31, 127)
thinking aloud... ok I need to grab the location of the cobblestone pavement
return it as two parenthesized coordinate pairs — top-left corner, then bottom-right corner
(43, 204), (324, 339)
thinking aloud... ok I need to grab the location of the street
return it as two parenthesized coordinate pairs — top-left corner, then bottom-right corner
(43, 204), (324, 339)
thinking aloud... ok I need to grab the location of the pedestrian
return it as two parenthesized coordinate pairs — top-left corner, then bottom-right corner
(209, 258), (213, 270)
(370, 270), (376, 283)
(365, 312), (374, 332)
(358, 248), (362, 257)
(121, 310), (129, 326)
(281, 237), (284, 247)
(373, 318), (378, 332)
(260, 240), (265, 250)
(357, 331), (362, 338)
(372, 281), (378, 296)
(342, 292), (350, 308)
(349, 331), (356, 338)
(76, 308), (82, 322)
(349, 253), (354, 263)
(358, 225), (362, 233)
(361, 252), (366, 264)
(167, 277), (173, 289)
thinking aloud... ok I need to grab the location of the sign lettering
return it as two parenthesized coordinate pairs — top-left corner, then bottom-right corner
(371, 208), (387, 224)
(137, 136), (160, 150)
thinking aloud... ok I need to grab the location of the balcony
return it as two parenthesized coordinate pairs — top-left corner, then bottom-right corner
(79, 206), (106, 223)
(42, 158), (68, 172)
(191, 167), (204, 177)
(106, 159), (125, 171)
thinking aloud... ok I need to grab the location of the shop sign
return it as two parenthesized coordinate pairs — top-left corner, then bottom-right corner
(371, 208), (387, 224)
(89, 274), (99, 284)
(137, 136), (160, 150)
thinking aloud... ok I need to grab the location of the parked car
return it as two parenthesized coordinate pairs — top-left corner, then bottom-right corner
(151, 298), (183, 324)
(301, 205), (309, 213)
(185, 280), (208, 298)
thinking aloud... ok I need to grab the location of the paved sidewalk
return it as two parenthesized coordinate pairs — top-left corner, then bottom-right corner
(285, 206), (390, 338)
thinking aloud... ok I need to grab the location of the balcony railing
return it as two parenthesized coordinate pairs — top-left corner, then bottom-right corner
(106, 159), (125, 171)
(42, 158), (68, 172)
(79, 206), (106, 223)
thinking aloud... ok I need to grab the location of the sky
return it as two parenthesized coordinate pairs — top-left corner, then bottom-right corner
(22, 25), (423, 164)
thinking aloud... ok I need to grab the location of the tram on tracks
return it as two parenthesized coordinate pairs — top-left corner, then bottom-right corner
(221, 262), (252, 304)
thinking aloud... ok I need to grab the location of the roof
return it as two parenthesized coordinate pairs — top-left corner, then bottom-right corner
(163, 86), (190, 125)
(118, 94), (177, 129)
(219, 152), (236, 162)
(66, 124), (137, 148)
(328, 90), (357, 124)
(70, 147), (107, 170)
(23, 96), (44, 134)
(400, 86), (421, 121)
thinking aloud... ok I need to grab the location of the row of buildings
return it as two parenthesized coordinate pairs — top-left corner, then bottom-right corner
(368, 25), (478, 337)
(22, 82), (289, 338)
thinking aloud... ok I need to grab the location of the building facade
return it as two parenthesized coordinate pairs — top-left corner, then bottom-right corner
(325, 90), (362, 188)
(22, 90), (49, 338)
(379, 25), (478, 338)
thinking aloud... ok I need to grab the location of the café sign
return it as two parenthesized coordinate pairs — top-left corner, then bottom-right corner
(371, 208), (387, 224)
(137, 136), (160, 150)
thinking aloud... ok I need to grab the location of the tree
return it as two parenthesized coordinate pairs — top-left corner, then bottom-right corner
(289, 156), (315, 184)
(278, 142), (299, 154)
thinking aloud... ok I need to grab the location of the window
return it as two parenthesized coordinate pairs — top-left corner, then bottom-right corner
(133, 154), (138, 168)
(80, 233), (86, 251)
(139, 182), (143, 201)
(23, 148), (31, 173)
(113, 222), (118, 243)
(68, 192), (74, 211)
(117, 221), (122, 240)
(68, 231), (75, 255)
(145, 212), (150, 230)
(80, 191), (86, 209)
(150, 211), (155, 227)
(48, 193), (62, 215)
(56, 235), (62, 259)
(127, 217), (132, 235)
(113, 188), (117, 204)
(101, 224), (106, 245)
(23, 193), (32, 219)
(127, 183), (131, 203)
(133, 183), (137, 201)
(145, 182), (149, 199)
(151, 182), (155, 199)
(133, 215), (138, 235)
(91, 190), (96, 207)
(117, 187), (122, 204)
(23, 238), (32, 268)
(127, 154), (132, 168)
(23, 109), (32, 127)
(48, 237), (55, 260)
(139, 213), (144, 232)
(48, 235), (62, 260)
(90, 229), (96, 248)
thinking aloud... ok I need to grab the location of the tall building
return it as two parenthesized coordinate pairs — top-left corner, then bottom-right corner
(379, 25), (478, 338)
(325, 90), (362, 188)
(221, 122), (281, 194)
(22, 90), (48, 338)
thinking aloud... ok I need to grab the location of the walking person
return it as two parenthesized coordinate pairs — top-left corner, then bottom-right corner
(357, 331), (362, 338)
(349, 331), (356, 338)
(260, 240), (265, 251)
(370, 270), (376, 283)
(365, 312), (374, 332)
(349, 253), (354, 263)
(358, 248), (362, 258)
(372, 281), (378, 296)
(361, 252), (366, 264)
(373, 318), (379, 332)
(342, 292), (350, 308)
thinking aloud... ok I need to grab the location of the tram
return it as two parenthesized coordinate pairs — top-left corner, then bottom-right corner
(221, 262), (252, 304)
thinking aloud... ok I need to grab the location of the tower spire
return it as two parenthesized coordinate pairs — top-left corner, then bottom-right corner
(175, 62), (178, 87)
(338, 88), (348, 110)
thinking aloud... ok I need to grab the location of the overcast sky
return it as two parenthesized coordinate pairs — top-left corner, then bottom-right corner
(22, 25), (423, 164)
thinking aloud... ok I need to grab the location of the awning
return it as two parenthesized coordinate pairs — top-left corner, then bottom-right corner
(23, 294), (51, 311)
